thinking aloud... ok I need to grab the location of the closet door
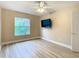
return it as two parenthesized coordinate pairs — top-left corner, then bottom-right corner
(0, 8), (1, 51)
(72, 12), (79, 52)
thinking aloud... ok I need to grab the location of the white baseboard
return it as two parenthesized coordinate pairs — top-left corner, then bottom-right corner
(2, 36), (41, 45)
(42, 37), (71, 49)
(2, 37), (71, 50)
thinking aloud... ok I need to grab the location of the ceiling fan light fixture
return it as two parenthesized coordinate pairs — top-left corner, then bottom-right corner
(37, 8), (45, 13)
(37, 1), (46, 13)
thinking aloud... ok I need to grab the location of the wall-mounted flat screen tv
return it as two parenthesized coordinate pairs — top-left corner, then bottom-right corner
(41, 19), (52, 28)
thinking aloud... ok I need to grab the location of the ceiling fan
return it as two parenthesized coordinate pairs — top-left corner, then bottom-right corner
(36, 1), (47, 13)
(33, 1), (56, 14)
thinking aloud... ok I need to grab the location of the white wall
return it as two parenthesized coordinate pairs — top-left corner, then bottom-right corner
(41, 5), (77, 49)
(0, 8), (1, 50)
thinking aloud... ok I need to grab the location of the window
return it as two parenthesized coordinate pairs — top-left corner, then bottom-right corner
(14, 17), (30, 36)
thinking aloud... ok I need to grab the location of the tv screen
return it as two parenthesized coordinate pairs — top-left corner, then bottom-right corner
(41, 19), (52, 28)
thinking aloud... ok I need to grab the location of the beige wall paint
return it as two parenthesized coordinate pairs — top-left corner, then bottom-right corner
(1, 8), (41, 43)
(41, 5), (77, 48)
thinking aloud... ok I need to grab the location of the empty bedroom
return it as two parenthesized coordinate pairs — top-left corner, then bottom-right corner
(0, 0), (79, 58)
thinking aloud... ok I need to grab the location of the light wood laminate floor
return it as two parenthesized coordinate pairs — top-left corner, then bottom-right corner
(1, 39), (79, 58)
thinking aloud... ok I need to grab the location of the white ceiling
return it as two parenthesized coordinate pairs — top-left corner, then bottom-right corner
(0, 1), (79, 16)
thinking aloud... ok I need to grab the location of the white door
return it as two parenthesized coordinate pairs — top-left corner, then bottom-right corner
(72, 12), (79, 52)
(0, 8), (1, 51)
